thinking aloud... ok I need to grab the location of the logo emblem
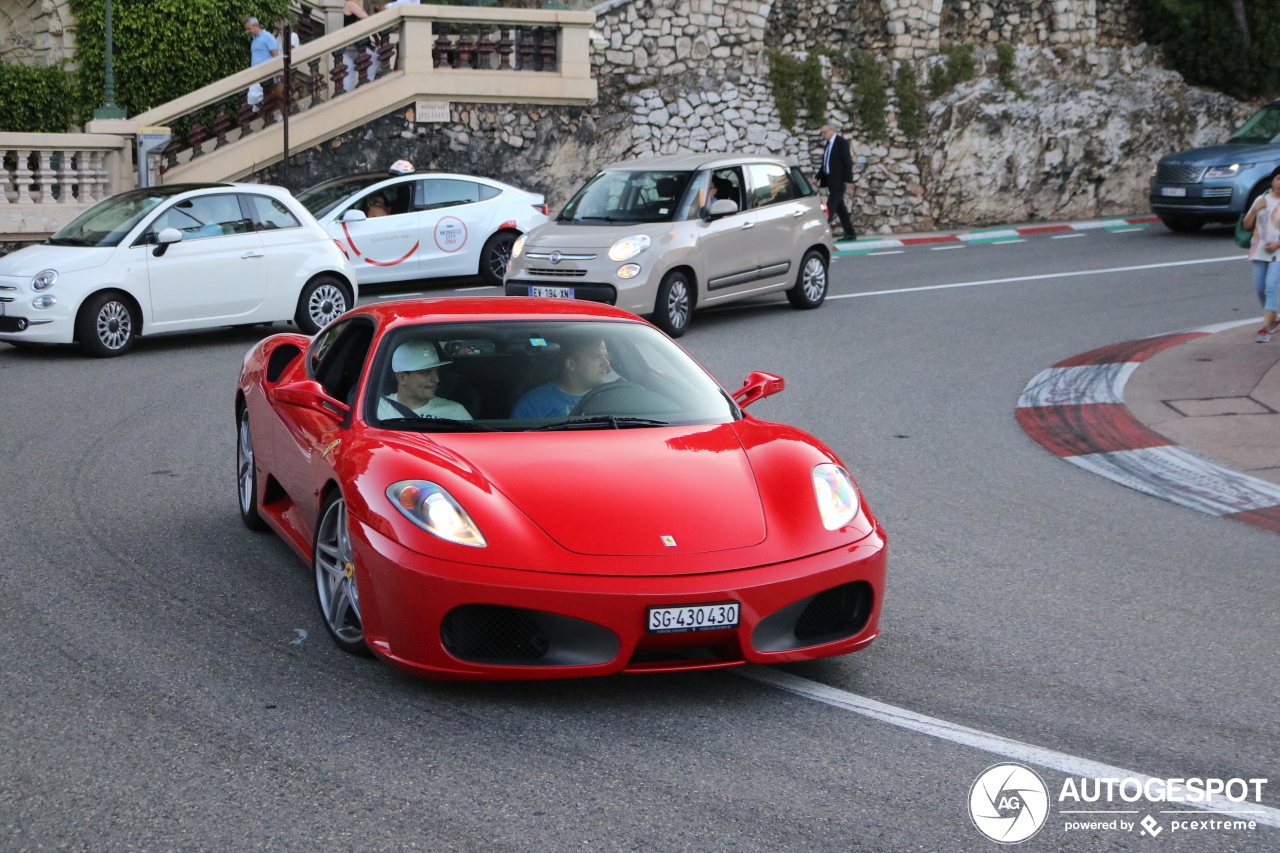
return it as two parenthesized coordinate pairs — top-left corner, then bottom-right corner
(968, 763), (1049, 844)
(1140, 815), (1163, 837)
(549, 251), (563, 264)
(661, 535), (677, 547)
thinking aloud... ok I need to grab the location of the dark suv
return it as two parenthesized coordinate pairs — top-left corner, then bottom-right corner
(1150, 99), (1280, 232)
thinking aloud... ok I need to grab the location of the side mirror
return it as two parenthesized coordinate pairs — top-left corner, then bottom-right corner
(732, 371), (784, 408)
(273, 379), (350, 422)
(152, 228), (183, 257)
(341, 209), (367, 223)
(704, 198), (739, 220)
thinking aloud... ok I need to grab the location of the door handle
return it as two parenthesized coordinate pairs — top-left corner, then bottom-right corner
(792, 210), (804, 217)
(740, 221), (755, 230)
(241, 251), (265, 259)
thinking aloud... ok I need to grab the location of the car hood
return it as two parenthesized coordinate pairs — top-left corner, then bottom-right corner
(434, 424), (765, 557)
(525, 221), (673, 250)
(1160, 144), (1280, 167)
(0, 243), (115, 277)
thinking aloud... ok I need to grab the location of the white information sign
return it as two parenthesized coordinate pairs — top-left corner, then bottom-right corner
(415, 100), (451, 122)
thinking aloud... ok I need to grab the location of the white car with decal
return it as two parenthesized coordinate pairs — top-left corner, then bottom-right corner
(0, 182), (358, 357)
(296, 165), (549, 288)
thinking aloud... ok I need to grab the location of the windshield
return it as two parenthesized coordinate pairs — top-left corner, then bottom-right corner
(296, 175), (386, 218)
(558, 170), (694, 224)
(366, 320), (737, 432)
(48, 188), (187, 247)
(1229, 105), (1280, 145)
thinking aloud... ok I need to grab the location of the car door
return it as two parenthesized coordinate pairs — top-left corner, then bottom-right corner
(744, 162), (806, 286)
(142, 193), (267, 327)
(269, 318), (376, 537)
(244, 193), (315, 315)
(415, 179), (499, 278)
(692, 166), (762, 299)
(335, 181), (422, 284)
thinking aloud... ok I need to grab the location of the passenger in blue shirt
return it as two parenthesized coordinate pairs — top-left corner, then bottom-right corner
(512, 337), (612, 419)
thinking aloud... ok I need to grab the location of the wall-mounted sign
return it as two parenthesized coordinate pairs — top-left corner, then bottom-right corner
(415, 101), (451, 122)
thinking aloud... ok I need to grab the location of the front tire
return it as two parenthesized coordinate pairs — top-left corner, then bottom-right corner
(1159, 216), (1203, 233)
(787, 249), (828, 309)
(295, 275), (351, 335)
(653, 270), (693, 338)
(237, 408), (269, 531)
(313, 492), (372, 657)
(76, 291), (138, 357)
(479, 231), (517, 287)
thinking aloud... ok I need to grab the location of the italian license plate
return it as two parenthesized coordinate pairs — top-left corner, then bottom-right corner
(1161, 187), (1187, 197)
(647, 601), (740, 634)
(530, 286), (574, 299)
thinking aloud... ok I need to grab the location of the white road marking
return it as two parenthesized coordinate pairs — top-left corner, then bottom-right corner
(1052, 233), (1087, 239)
(930, 245), (966, 250)
(1109, 227), (1146, 233)
(739, 667), (1280, 829)
(376, 292), (424, 299)
(456, 285), (499, 291)
(993, 239), (1026, 244)
(868, 250), (905, 256)
(828, 255), (1246, 300)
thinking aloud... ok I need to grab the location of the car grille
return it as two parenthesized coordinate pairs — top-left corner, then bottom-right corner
(440, 604), (619, 666)
(0, 317), (30, 332)
(0, 295), (14, 303)
(1156, 163), (1206, 184)
(1150, 194), (1233, 207)
(794, 582), (874, 643)
(526, 268), (588, 277)
(1202, 187), (1234, 198)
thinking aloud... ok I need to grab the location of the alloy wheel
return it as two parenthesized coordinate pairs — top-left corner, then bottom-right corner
(96, 301), (133, 350)
(308, 284), (348, 329)
(314, 498), (363, 644)
(666, 279), (690, 330)
(802, 256), (827, 302)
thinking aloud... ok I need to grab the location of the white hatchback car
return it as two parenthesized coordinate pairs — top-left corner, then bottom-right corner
(295, 168), (549, 289)
(0, 183), (358, 357)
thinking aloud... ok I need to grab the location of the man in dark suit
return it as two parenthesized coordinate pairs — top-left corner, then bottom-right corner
(816, 123), (856, 241)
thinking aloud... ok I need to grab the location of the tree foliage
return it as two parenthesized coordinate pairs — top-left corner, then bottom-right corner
(1141, 0), (1280, 99)
(0, 61), (81, 132)
(68, 0), (289, 118)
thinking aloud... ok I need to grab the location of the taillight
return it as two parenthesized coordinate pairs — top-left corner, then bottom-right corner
(821, 202), (829, 217)
(533, 203), (549, 216)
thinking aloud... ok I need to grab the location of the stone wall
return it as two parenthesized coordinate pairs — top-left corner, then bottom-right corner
(0, 0), (75, 67)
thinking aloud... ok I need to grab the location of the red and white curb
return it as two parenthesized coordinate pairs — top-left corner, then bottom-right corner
(1015, 318), (1280, 535)
(837, 216), (1160, 254)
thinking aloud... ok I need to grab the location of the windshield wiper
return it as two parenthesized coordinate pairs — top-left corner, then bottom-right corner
(381, 417), (502, 432)
(45, 237), (96, 247)
(562, 215), (627, 223)
(530, 416), (671, 431)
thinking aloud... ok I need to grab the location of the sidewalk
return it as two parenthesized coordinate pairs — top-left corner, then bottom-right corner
(1016, 318), (1280, 535)
(833, 215), (1163, 254)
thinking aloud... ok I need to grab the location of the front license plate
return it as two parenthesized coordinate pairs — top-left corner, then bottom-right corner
(0, 303), (5, 316)
(530, 286), (574, 299)
(1160, 187), (1187, 197)
(648, 602), (740, 634)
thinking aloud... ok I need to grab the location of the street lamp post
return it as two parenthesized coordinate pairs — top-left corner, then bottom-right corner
(93, 0), (127, 120)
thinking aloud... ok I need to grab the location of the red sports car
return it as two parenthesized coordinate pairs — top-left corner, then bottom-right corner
(235, 298), (886, 680)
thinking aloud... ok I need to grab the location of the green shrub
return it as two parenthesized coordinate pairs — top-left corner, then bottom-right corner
(1140, 0), (1280, 99)
(893, 64), (924, 139)
(995, 42), (1024, 96)
(928, 44), (975, 98)
(69, 0), (289, 118)
(767, 51), (828, 129)
(0, 61), (84, 132)
(845, 50), (888, 141)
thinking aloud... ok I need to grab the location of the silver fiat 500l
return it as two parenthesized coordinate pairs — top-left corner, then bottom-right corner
(504, 154), (835, 337)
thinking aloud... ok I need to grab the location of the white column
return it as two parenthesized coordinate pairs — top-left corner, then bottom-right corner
(13, 150), (34, 204)
(58, 150), (78, 203)
(36, 150), (56, 203)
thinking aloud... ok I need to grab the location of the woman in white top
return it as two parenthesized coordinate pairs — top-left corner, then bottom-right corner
(1243, 165), (1280, 342)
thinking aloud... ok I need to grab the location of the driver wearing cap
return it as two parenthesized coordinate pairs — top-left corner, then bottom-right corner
(378, 341), (472, 421)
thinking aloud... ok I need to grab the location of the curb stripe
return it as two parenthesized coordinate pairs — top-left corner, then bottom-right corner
(738, 667), (1280, 830)
(834, 215), (1173, 256)
(1017, 323), (1280, 534)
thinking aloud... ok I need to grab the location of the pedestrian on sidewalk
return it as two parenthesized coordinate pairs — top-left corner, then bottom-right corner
(244, 17), (280, 110)
(1243, 166), (1280, 342)
(816, 122), (856, 242)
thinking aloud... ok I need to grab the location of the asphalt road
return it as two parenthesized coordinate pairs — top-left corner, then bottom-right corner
(1, 222), (1276, 852)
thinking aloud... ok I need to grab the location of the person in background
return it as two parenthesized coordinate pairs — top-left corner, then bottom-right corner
(1243, 165), (1280, 342)
(816, 122), (856, 242)
(243, 17), (280, 110)
(341, 0), (370, 91)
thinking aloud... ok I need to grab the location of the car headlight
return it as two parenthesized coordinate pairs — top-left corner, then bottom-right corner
(812, 464), (859, 530)
(617, 263), (641, 279)
(511, 235), (526, 259)
(1205, 164), (1252, 178)
(31, 295), (57, 309)
(387, 481), (487, 547)
(608, 235), (651, 262)
(31, 269), (57, 291)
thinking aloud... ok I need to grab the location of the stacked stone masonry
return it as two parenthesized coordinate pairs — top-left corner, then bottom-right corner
(0, 0), (75, 66)
(249, 0), (1247, 232)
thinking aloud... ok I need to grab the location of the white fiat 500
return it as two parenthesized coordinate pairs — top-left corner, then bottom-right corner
(296, 165), (549, 289)
(0, 183), (358, 357)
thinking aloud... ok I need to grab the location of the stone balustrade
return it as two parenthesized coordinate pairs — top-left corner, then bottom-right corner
(0, 134), (133, 238)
